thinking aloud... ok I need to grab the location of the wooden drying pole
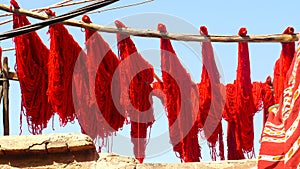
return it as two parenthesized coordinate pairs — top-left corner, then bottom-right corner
(2, 57), (9, 135)
(0, 4), (299, 43)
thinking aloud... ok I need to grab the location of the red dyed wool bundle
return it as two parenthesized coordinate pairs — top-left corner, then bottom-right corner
(235, 27), (257, 155)
(115, 20), (155, 163)
(81, 15), (125, 140)
(197, 26), (225, 161)
(158, 23), (200, 162)
(47, 11), (85, 126)
(223, 82), (245, 160)
(223, 28), (258, 159)
(252, 76), (275, 126)
(273, 27), (295, 103)
(11, 1), (53, 134)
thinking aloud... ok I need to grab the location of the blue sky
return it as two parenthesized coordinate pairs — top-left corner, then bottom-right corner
(0, 0), (299, 163)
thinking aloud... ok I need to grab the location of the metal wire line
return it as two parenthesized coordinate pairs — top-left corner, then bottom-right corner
(0, 0), (119, 41)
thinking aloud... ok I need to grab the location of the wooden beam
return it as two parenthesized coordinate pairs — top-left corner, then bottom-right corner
(2, 57), (9, 136)
(0, 4), (299, 43)
(0, 72), (18, 81)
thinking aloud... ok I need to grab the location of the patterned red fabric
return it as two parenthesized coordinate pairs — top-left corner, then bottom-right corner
(273, 27), (295, 103)
(12, 1), (53, 134)
(158, 23), (200, 162)
(115, 20), (154, 163)
(47, 12), (84, 126)
(197, 26), (224, 161)
(81, 15), (125, 140)
(258, 41), (299, 169)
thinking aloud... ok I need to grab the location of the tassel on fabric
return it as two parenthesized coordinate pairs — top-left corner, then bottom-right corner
(273, 27), (295, 104)
(12, 1), (53, 134)
(115, 20), (155, 163)
(47, 11), (84, 126)
(198, 26), (224, 161)
(158, 23), (200, 162)
(81, 15), (125, 140)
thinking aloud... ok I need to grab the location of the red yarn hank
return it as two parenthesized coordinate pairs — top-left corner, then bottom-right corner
(12, 1), (53, 134)
(236, 27), (257, 154)
(273, 27), (295, 103)
(48, 12), (84, 126)
(158, 23), (200, 162)
(198, 26), (224, 161)
(81, 15), (125, 139)
(115, 20), (154, 163)
(252, 76), (275, 127)
(223, 83), (245, 160)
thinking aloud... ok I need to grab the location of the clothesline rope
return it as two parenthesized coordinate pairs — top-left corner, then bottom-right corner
(0, 3), (298, 43)
(0, 0), (97, 18)
(87, 0), (154, 14)
(0, 0), (99, 26)
(0, 0), (154, 26)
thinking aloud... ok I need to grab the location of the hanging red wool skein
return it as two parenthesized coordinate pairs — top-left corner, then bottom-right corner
(115, 20), (155, 163)
(158, 23), (201, 162)
(197, 26), (224, 161)
(223, 28), (258, 159)
(252, 76), (275, 127)
(81, 15), (125, 140)
(223, 82), (245, 160)
(236, 27), (257, 156)
(47, 10), (86, 126)
(11, 0), (53, 134)
(273, 27), (295, 104)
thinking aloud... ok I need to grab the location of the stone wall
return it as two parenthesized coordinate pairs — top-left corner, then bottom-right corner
(0, 133), (257, 169)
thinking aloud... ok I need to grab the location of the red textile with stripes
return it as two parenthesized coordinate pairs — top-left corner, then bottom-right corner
(198, 26), (224, 161)
(273, 27), (295, 103)
(158, 23), (200, 162)
(258, 41), (299, 169)
(12, 1), (53, 134)
(115, 20), (154, 163)
(48, 13), (84, 126)
(81, 15), (125, 139)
